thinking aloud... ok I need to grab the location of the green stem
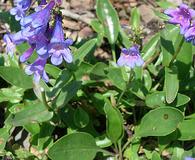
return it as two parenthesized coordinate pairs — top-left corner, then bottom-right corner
(169, 37), (184, 65)
(117, 140), (123, 160)
(99, 149), (115, 157)
(111, 44), (116, 62)
(117, 70), (133, 106)
(122, 138), (131, 152)
(41, 91), (52, 111)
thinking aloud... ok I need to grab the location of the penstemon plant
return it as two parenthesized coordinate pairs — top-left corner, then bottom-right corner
(0, 0), (195, 160)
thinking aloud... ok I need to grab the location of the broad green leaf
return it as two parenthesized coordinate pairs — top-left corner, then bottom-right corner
(95, 135), (112, 148)
(73, 107), (89, 128)
(165, 65), (179, 103)
(45, 64), (61, 79)
(151, 151), (161, 160)
(24, 123), (40, 135)
(175, 41), (192, 80)
(146, 92), (190, 108)
(107, 67), (127, 90)
(74, 62), (93, 80)
(53, 80), (81, 108)
(130, 8), (141, 30)
(74, 39), (97, 64)
(104, 99), (123, 143)
(156, 1), (175, 9)
(90, 62), (108, 77)
(137, 107), (183, 137)
(48, 69), (72, 99)
(0, 125), (11, 151)
(90, 19), (104, 34)
(0, 67), (33, 89)
(6, 102), (53, 126)
(90, 19), (104, 46)
(96, 0), (120, 44)
(145, 91), (166, 108)
(153, 10), (170, 21)
(48, 132), (100, 160)
(160, 25), (180, 66)
(143, 70), (152, 91)
(178, 119), (195, 140)
(142, 33), (160, 61)
(119, 26), (132, 48)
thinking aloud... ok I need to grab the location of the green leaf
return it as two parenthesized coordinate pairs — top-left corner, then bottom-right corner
(74, 107), (89, 128)
(142, 33), (160, 61)
(153, 10), (170, 21)
(48, 132), (100, 160)
(146, 91), (166, 108)
(175, 41), (192, 80)
(24, 123), (40, 135)
(74, 39), (97, 64)
(156, 1), (175, 9)
(178, 119), (195, 140)
(90, 19), (104, 34)
(130, 7), (141, 30)
(165, 65), (179, 103)
(104, 99), (123, 143)
(90, 62), (108, 77)
(48, 69), (72, 99)
(53, 80), (81, 108)
(151, 151), (161, 160)
(143, 70), (152, 91)
(160, 25), (180, 66)
(119, 27), (132, 48)
(6, 102), (53, 126)
(45, 64), (61, 79)
(0, 125), (11, 152)
(0, 86), (24, 103)
(95, 135), (112, 148)
(107, 67), (127, 90)
(146, 91), (190, 108)
(0, 67), (33, 89)
(137, 107), (183, 137)
(96, 0), (120, 44)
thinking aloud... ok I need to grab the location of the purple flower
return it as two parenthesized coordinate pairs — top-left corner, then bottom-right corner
(20, 0), (55, 38)
(3, 31), (26, 56)
(10, 0), (31, 21)
(184, 157), (195, 160)
(117, 45), (144, 68)
(20, 45), (35, 63)
(34, 33), (49, 58)
(164, 4), (195, 34)
(48, 15), (73, 65)
(25, 57), (49, 83)
(14, 0), (31, 10)
(184, 22), (195, 45)
(10, 6), (26, 21)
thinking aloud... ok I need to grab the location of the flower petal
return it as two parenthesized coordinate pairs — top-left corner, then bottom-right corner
(62, 48), (73, 63)
(51, 54), (63, 65)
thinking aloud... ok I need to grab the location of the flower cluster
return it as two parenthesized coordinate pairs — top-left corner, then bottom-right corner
(164, 3), (195, 45)
(3, 0), (73, 83)
(117, 45), (144, 68)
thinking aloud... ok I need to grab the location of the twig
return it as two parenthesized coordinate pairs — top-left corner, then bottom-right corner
(60, 9), (93, 25)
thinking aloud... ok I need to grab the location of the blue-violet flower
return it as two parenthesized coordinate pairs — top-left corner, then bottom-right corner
(117, 45), (144, 68)
(48, 15), (73, 65)
(164, 4), (195, 34)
